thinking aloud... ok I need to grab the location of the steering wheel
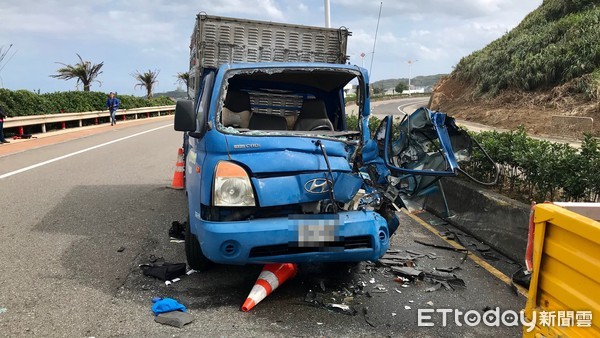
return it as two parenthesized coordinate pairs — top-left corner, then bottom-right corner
(310, 125), (333, 131)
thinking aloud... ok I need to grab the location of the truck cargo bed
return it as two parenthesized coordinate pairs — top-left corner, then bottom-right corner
(190, 14), (349, 68)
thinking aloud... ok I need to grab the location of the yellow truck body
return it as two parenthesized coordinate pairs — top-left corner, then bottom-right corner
(524, 203), (600, 337)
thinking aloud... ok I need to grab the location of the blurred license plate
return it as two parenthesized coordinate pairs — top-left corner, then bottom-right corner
(298, 223), (335, 244)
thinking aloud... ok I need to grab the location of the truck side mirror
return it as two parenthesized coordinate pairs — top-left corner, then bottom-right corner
(174, 100), (196, 131)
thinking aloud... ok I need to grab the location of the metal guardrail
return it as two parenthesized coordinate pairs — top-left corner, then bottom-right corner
(3, 105), (175, 134)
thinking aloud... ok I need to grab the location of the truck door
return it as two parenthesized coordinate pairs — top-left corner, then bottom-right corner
(375, 107), (494, 198)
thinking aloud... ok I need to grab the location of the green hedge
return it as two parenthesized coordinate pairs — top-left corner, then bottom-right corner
(467, 127), (599, 202)
(347, 113), (599, 202)
(0, 89), (174, 116)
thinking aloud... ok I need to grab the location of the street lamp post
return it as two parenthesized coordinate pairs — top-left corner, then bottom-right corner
(324, 0), (331, 28)
(407, 59), (418, 96)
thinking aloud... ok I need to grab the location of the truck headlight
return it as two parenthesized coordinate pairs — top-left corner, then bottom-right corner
(213, 161), (256, 207)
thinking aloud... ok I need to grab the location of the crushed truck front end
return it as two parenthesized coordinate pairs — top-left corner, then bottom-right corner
(183, 62), (393, 265)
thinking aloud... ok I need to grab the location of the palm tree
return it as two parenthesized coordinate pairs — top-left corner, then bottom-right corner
(50, 54), (103, 91)
(176, 72), (190, 99)
(132, 69), (159, 99)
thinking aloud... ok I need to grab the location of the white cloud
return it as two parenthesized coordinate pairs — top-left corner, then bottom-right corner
(0, 0), (543, 94)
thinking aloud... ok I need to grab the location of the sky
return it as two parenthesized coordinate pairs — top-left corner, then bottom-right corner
(0, 0), (542, 96)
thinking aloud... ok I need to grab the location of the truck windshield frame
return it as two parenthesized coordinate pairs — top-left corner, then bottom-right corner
(214, 66), (364, 140)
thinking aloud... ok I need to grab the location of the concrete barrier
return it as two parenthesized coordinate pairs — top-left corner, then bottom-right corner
(423, 178), (530, 263)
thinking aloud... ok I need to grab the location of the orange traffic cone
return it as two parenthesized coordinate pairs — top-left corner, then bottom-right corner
(169, 148), (185, 190)
(241, 263), (298, 312)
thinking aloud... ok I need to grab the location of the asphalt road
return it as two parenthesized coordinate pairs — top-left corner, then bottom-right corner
(0, 116), (525, 337)
(371, 97), (430, 118)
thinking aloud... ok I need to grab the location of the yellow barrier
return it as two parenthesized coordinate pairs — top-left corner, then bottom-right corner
(524, 203), (600, 337)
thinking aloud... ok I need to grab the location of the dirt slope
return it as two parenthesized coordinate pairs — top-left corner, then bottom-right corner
(430, 76), (599, 138)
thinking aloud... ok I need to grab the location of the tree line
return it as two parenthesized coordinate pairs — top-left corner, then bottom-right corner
(50, 54), (190, 99)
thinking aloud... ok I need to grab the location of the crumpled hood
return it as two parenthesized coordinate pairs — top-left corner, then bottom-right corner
(226, 135), (352, 174)
(224, 134), (361, 207)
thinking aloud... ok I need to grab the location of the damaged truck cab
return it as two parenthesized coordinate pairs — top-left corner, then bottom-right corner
(175, 15), (395, 269)
(174, 14), (490, 270)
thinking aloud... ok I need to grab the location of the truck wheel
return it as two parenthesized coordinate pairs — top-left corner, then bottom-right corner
(185, 216), (213, 271)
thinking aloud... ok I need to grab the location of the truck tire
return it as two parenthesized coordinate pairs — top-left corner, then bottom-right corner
(185, 216), (213, 271)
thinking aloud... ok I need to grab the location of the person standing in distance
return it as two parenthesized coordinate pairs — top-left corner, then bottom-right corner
(0, 104), (9, 143)
(106, 92), (121, 126)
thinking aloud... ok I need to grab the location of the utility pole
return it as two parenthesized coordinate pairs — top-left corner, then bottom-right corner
(324, 0), (331, 28)
(369, 2), (383, 77)
(407, 59), (418, 96)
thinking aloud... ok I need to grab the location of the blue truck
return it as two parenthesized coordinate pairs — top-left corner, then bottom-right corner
(174, 14), (486, 270)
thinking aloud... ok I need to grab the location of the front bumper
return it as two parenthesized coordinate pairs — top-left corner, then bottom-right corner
(191, 210), (390, 265)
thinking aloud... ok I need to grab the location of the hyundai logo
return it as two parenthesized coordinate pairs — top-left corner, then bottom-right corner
(304, 178), (332, 194)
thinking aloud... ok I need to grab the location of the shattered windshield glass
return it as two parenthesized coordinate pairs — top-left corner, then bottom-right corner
(216, 67), (363, 139)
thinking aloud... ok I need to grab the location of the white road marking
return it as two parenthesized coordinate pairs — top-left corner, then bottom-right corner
(0, 123), (173, 179)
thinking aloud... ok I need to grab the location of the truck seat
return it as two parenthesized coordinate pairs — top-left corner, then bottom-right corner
(222, 90), (252, 128)
(293, 99), (334, 131)
(249, 113), (288, 130)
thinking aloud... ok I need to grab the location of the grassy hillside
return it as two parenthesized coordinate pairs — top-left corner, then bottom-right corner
(372, 74), (446, 90)
(453, 0), (599, 98)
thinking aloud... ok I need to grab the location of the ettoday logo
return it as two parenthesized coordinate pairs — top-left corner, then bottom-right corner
(417, 307), (593, 332)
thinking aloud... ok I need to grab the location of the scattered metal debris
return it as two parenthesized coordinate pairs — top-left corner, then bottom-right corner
(425, 283), (442, 292)
(427, 301), (434, 306)
(117, 246), (125, 253)
(414, 240), (469, 253)
(404, 306), (411, 310)
(363, 307), (376, 327)
(325, 303), (357, 316)
(423, 270), (466, 290)
(390, 266), (423, 280)
(434, 266), (461, 273)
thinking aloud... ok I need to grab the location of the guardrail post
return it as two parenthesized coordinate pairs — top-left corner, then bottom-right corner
(146, 112), (150, 118)
(18, 126), (24, 135)
(123, 114), (126, 121)
(61, 122), (66, 129)
(41, 124), (46, 133)
(135, 113), (138, 120)
(94, 118), (98, 125)
(78, 119), (82, 127)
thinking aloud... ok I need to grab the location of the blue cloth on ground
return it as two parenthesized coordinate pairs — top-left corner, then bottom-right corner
(151, 298), (187, 315)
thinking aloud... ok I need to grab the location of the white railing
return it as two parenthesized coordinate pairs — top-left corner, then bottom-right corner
(4, 105), (175, 133)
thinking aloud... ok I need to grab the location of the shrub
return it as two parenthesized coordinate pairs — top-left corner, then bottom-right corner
(0, 89), (174, 116)
(468, 127), (600, 202)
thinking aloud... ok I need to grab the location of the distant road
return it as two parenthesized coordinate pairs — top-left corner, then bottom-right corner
(370, 97), (430, 118)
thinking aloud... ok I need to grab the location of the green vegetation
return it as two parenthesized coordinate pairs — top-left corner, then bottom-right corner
(395, 82), (408, 93)
(466, 127), (599, 202)
(0, 89), (173, 116)
(49, 54), (104, 92)
(346, 114), (381, 135)
(132, 69), (160, 98)
(346, 114), (600, 202)
(454, 0), (600, 97)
